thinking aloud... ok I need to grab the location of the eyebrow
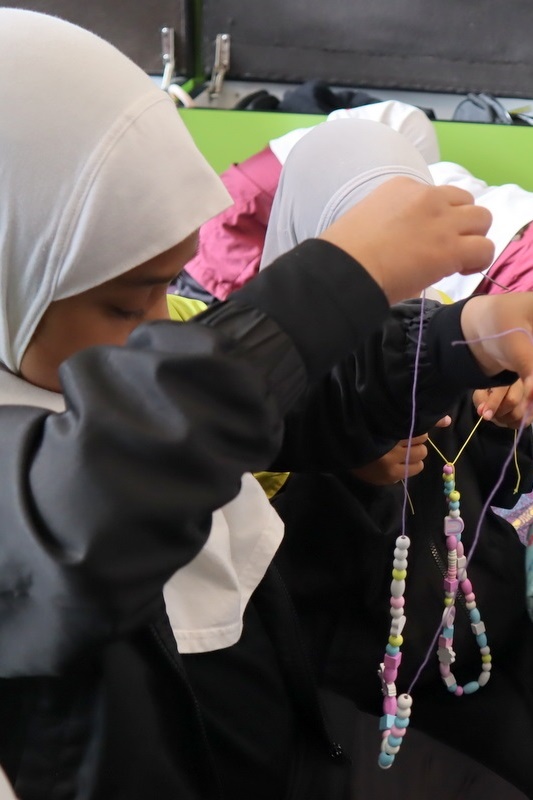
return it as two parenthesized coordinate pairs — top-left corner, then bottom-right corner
(117, 274), (177, 288)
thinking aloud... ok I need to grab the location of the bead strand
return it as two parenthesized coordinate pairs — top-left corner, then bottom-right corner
(378, 534), (410, 769)
(439, 464), (491, 696)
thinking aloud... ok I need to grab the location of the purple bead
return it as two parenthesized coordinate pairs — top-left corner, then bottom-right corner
(443, 464), (454, 474)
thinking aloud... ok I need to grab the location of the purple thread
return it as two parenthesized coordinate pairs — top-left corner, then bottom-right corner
(407, 324), (533, 694)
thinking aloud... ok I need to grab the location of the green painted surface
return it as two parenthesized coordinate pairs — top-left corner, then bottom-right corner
(180, 108), (533, 190)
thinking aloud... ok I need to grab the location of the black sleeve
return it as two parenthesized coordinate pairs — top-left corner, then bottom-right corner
(0, 240), (390, 675)
(267, 298), (519, 472)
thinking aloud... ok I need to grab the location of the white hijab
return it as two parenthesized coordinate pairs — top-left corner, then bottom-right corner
(0, 10), (283, 659)
(261, 118), (433, 269)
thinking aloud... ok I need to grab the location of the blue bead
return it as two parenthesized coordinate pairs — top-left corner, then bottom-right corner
(442, 626), (454, 638)
(449, 501), (460, 510)
(388, 735), (402, 747)
(386, 644), (400, 656)
(463, 681), (480, 695)
(394, 716), (410, 728)
(378, 752), (395, 768)
(379, 714), (395, 731)
(476, 633), (488, 648)
(446, 682), (458, 692)
(469, 609), (481, 623)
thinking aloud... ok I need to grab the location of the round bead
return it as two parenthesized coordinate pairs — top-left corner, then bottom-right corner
(386, 644), (400, 656)
(446, 536), (457, 551)
(392, 568), (407, 581)
(448, 490), (460, 502)
(393, 557), (408, 570)
(446, 682), (458, 693)
(396, 535), (410, 550)
(390, 606), (404, 619)
(388, 634), (403, 647)
(394, 547), (406, 560)
(463, 681), (480, 695)
(444, 597), (453, 606)
(449, 509), (461, 518)
(448, 501), (460, 511)
(390, 725), (406, 739)
(390, 595), (405, 609)
(382, 740), (400, 755)
(394, 716), (410, 728)
(454, 686), (464, 697)
(465, 601), (477, 611)
(481, 663), (492, 672)
(464, 592), (476, 603)
(378, 752), (394, 769)
(397, 694), (413, 710)
(388, 735), (403, 748)
(443, 464), (454, 474)
(480, 646), (491, 656)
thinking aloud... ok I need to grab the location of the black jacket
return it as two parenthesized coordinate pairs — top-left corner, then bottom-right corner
(0, 241), (520, 799)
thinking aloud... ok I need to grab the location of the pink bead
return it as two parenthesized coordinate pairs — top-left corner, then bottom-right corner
(439, 664), (451, 677)
(438, 636), (453, 648)
(390, 725), (406, 738)
(443, 464), (454, 474)
(384, 668), (397, 684)
(383, 697), (397, 715)
(444, 578), (458, 593)
(460, 579), (473, 595)
(456, 542), (464, 557)
(444, 516), (464, 536)
(384, 653), (402, 669)
(454, 686), (464, 697)
(390, 596), (405, 609)
(382, 730), (390, 739)
(446, 536), (457, 551)
(464, 592), (476, 603)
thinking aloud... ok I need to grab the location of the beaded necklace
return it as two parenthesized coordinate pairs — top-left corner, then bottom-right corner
(377, 415), (492, 770)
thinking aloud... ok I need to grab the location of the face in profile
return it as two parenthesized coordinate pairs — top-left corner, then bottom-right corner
(20, 232), (199, 392)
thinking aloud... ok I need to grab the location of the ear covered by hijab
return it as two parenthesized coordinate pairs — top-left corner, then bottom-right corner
(260, 118), (433, 270)
(0, 8), (231, 374)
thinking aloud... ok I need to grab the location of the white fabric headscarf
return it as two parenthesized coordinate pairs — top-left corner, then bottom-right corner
(0, 9), (283, 661)
(261, 118), (433, 269)
(0, 8), (230, 382)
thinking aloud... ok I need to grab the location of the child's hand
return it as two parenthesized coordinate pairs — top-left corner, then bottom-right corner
(318, 177), (494, 305)
(473, 381), (533, 428)
(352, 434), (429, 486)
(461, 293), (533, 406)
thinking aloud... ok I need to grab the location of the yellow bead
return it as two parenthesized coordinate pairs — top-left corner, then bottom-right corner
(392, 568), (407, 581)
(443, 473), (454, 482)
(448, 490), (460, 502)
(444, 597), (453, 606)
(481, 654), (492, 663)
(389, 635), (403, 647)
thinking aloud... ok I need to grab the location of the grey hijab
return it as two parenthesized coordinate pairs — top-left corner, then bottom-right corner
(260, 118), (433, 269)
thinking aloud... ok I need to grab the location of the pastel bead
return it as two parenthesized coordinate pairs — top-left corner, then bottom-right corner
(383, 697), (397, 715)
(442, 626), (454, 638)
(448, 490), (460, 502)
(469, 609), (481, 624)
(460, 579), (473, 595)
(480, 646), (490, 656)
(390, 725), (406, 739)
(390, 615), (406, 635)
(449, 509), (461, 518)
(481, 663), (492, 672)
(384, 653), (402, 669)
(380, 714), (396, 731)
(396, 535), (410, 550)
(476, 633), (488, 648)
(444, 578), (458, 593)
(382, 741), (401, 755)
(449, 501), (460, 510)
(394, 716), (410, 728)
(478, 671), (491, 687)
(378, 752), (394, 769)
(443, 674), (457, 689)
(393, 558), (407, 571)
(446, 682), (458, 693)
(390, 606), (404, 619)
(388, 634), (403, 647)
(446, 536), (457, 551)
(464, 592), (476, 603)
(390, 579), (406, 598)
(384, 669), (397, 684)
(390, 596), (405, 609)
(471, 621), (486, 635)
(481, 653), (492, 663)
(397, 694), (413, 710)
(463, 681), (480, 695)
(439, 664), (451, 677)
(386, 644), (400, 656)
(444, 597), (453, 606)
(392, 568), (407, 581)
(444, 516), (464, 536)
(454, 686), (464, 697)
(388, 735), (403, 748)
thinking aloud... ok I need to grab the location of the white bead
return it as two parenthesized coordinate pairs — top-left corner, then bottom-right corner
(471, 621), (486, 635)
(393, 547), (407, 560)
(478, 671), (491, 687)
(393, 558), (407, 571)
(390, 579), (406, 598)
(397, 693), (412, 710)
(449, 509), (461, 518)
(480, 646), (490, 655)
(443, 673), (457, 688)
(381, 739), (400, 755)
(442, 606), (456, 627)
(390, 615), (406, 636)
(481, 663), (492, 672)
(396, 706), (411, 718)
(457, 556), (467, 570)
(437, 646), (456, 665)
(395, 535), (410, 550)
(390, 606), (404, 619)
(465, 601), (476, 611)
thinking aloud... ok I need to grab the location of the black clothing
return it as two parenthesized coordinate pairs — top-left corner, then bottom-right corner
(0, 241), (520, 799)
